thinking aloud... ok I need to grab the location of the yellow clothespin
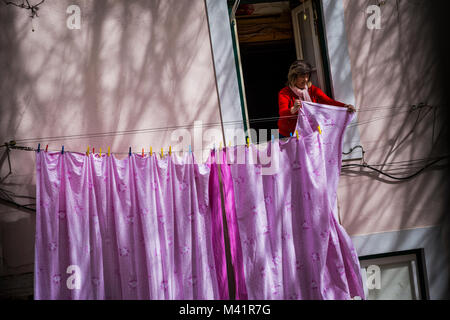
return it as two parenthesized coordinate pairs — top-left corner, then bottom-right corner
(318, 125), (322, 135)
(246, 137), (250, 148)
(161, 148), (164, 158)
(169, 146), (172, 156)
(108, 146), (110, 157)
(99, 148), (102, 157)
(86, 146), (90, 156)
(150, 146), (152, 156)
(296, 130), (299, 140)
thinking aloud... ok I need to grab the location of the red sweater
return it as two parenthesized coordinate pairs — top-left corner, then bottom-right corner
(277, 85), (346, 137)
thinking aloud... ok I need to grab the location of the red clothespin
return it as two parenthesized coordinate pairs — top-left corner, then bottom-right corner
(45, 144), (48, 152)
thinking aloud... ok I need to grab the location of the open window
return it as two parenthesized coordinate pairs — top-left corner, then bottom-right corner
(229, 0), (333, 141)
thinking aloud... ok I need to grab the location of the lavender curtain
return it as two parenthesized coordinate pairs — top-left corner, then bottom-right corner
(222, 102), (365, 299)
(35, 152), (220, 299)
(35, 102), (364, 300)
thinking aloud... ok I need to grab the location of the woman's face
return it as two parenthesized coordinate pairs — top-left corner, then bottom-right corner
(294, 73), (309, 89)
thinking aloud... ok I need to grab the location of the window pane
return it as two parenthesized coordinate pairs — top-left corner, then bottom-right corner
(360, 250), (428, 300)
(367, 262), (414, 300)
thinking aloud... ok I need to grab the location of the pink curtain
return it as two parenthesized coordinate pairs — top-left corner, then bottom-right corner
(222, 101), (365, 299)
(34, 102), (364, 300)
(35, 152), (220, 299)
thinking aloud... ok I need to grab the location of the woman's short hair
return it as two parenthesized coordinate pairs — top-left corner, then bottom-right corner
(287, 60), (316, 87)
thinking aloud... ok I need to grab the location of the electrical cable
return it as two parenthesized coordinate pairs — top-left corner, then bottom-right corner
(0, 196), (36, 213)
(342, 156), (449, 181)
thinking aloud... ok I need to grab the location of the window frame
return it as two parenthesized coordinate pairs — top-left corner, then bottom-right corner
(213, 0), (362, 158)
(359, 248), (430, 300)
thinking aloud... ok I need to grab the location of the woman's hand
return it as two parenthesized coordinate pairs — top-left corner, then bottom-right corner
(345, 104), (356, 113)
(290, 99), (302, 114)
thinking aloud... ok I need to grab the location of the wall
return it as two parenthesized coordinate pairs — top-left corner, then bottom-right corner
(320, 0), (363, 160)
(205, 0), (246, 146)
(339, 0), (449, 236)
(0, 0), (225, 279)
(338, 0), (449, 298)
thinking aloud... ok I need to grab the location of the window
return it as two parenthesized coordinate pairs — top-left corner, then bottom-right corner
(221, 0), (362, 158)
(359, 249), (430, 300)
(230, 0), (332, 140)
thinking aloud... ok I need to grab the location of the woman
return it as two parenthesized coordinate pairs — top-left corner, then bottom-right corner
(278, 60), (356, 138)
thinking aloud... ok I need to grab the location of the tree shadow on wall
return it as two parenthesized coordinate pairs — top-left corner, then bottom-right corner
(0, 0), (219, 152)
(339, 0), (450, 299)
(0, 0), (221, 298)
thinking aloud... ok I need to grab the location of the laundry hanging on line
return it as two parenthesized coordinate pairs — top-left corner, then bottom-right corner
(34, 101), (365, 300)
(221, 101), (364, 299)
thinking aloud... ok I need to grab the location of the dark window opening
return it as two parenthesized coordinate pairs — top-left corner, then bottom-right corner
(240, 40), (297, 137)
(231, 0), (331, 143)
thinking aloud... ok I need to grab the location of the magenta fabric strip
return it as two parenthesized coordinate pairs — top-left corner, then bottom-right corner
(208, 151), (229, 300)
(218, 150), (248, 300)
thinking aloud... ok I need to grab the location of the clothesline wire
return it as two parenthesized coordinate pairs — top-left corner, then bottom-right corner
(1, 103), (446, 216)
(8, 103), (441, 145)
(2, 153), (448, 214)
(5, 140), (449, 169)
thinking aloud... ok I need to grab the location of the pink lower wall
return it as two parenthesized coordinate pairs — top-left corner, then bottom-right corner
(0, 0), (222, 276)
(339, 0), (449, 235)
